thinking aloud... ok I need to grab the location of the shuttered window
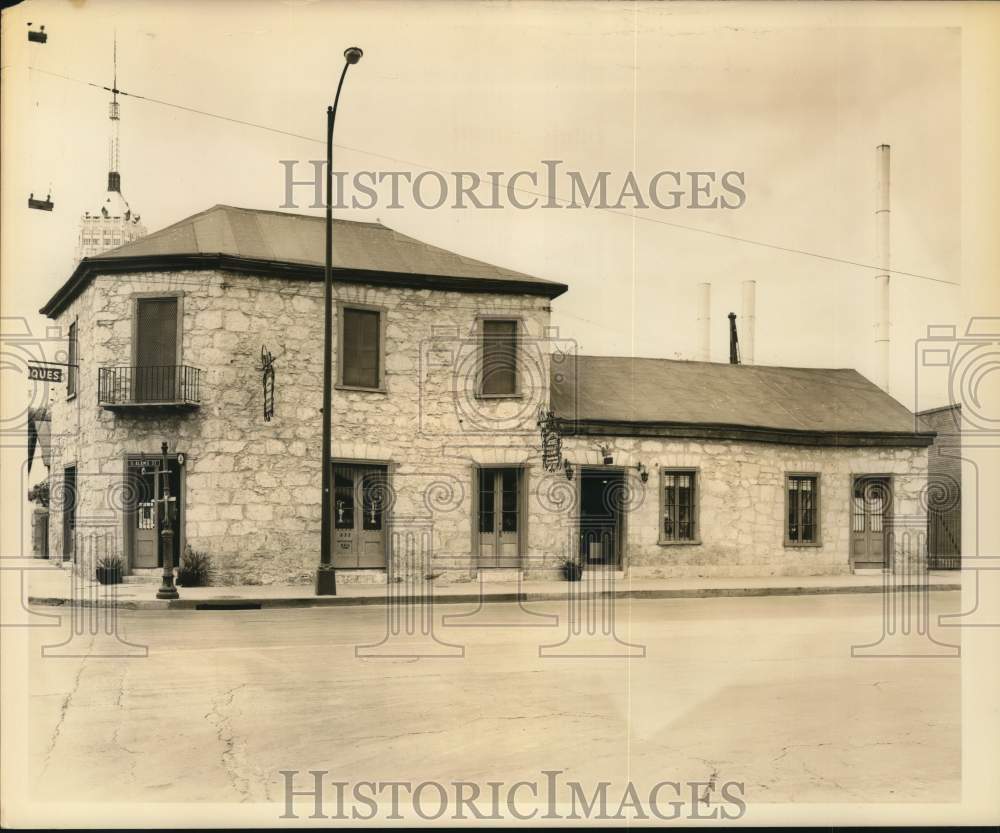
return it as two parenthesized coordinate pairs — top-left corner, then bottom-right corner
(480, 319), (518, 396)
(135, 297), (179, 401)
(66, 320), (78, 398)
(341, 307), (381, 389)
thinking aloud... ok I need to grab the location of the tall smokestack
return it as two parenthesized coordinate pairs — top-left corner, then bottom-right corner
(728, 312), (740, 364)
(741, 280), (756, 365)
(875, 144), (891, 393)
(697, 282), (711, 361)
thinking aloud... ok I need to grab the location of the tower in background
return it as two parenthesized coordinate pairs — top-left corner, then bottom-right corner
(77, 36), (146, 261)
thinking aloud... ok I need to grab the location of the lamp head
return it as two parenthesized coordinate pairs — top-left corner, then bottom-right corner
(344, 47), (363, 65)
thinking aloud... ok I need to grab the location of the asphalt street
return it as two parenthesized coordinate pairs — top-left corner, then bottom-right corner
(27, 592), (961, 811)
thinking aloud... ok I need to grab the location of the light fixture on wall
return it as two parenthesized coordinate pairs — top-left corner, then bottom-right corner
(636, 462), (649, 483)
(563, 459), (574, 481)
(600, 445), (613, 465)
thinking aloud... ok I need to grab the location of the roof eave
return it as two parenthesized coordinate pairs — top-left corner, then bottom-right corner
(40, 253), (568, 317)
(554, 418), (936, 448)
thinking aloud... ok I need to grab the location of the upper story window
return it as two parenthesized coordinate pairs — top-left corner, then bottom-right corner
(338, 305), (384, 391)
(134, 295), (181, 401)
(786, 474), (821, 546)
(479, 318), (519, 397)
(66, 320), (78, 399)
(661, 468), (698, 544)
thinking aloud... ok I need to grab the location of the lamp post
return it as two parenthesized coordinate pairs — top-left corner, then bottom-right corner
(317, 46), (364, 596)
(155, 441), (179, 600)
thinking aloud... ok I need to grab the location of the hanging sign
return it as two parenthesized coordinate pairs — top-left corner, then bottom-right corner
(28, 364), (62, 383)
(261, 346), (276, 422)
(537, 407), (563, 472)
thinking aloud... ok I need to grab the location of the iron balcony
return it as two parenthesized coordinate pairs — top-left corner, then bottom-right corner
(98, 365), (202, 411)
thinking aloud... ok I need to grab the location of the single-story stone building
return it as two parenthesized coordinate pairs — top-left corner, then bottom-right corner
(39, 204), (935, 585)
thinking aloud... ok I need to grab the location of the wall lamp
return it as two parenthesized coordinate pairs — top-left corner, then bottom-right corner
(636, 462), (649, 483)
(600, 445), (613, 465)
(564, 459), (574, 481)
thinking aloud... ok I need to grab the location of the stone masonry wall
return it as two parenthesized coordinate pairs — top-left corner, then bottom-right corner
(48, 269), (556, 584)
(46, 268), (929, 584)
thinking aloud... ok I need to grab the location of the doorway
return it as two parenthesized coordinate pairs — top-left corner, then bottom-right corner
(62, 465), (77, 562)
(126, 455), (183, 569)
(332, 463), (389, 569)
(851, 476), (892, 569)
(475, 466), (523, 568)
(579, 468), (625, 568)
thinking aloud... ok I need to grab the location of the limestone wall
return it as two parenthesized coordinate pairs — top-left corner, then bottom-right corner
(47, 269), (555, 583)
(46, 268), (929, 584)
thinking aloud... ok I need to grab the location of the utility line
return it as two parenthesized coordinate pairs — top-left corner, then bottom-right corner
(27, 65), (958, 286)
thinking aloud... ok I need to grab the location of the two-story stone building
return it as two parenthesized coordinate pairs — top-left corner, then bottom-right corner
(40, 204), (935, 586)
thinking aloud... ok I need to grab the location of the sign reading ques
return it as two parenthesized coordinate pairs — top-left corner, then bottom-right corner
(28, 365), (62, 383)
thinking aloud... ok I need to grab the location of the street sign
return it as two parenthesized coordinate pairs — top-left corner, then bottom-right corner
(28, 365), (62, 383)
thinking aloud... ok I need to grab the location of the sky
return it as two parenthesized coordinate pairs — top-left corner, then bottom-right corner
(1, 0), (970, 414)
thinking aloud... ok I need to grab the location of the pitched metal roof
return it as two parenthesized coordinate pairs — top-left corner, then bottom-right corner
(41, 204), (567, 316)
(551, 355), (932, 446)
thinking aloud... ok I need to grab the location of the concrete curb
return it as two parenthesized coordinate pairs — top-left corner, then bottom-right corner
(27, 582), (962, 611)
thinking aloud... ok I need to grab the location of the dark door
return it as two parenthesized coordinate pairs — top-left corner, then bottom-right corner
(332, 464), (388, 568)
(851, 476), (891, 569)
(135, 297), (178, 401)
(127, 457), (182, 569)
(476, 467), (521, 568)
(63, 465), (77, 561)
(579, 469), (623, 567)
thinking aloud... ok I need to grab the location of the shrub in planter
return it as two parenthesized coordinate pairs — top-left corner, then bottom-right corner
(95, 555), (125, 585)
(176, 546), (215, 587)
(562, 559), (583, 582)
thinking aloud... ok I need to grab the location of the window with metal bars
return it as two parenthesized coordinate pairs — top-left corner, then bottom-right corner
(339, 306), (382, 390)
(479, 319), (518, 396)
(786, 474), (820, 545)
(661, 469), (697, 543)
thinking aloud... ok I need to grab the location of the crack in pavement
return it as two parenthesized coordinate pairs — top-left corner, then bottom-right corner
(40, 660), (86, 777)
(110, 664), (140, 784)
(205, 683), (253, 802)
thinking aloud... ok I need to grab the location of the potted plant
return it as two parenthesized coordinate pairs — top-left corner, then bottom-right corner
(562, 558), (583, 582)
(176, 546), (215, 587)
(95, 554), (125, 585)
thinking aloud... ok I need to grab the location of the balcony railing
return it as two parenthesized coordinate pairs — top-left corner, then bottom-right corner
(98, 365), (202, 410)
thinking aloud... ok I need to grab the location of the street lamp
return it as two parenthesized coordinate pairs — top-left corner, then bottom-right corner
(317, 46), (363, 596)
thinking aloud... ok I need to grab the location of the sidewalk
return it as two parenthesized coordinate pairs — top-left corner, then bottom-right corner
(23, 560), (962, 611)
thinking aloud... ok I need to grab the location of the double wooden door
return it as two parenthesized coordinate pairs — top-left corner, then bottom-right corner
(476, 467), (521, 568)
(332, 464), (388, 568)
(851, 476), (891, 569)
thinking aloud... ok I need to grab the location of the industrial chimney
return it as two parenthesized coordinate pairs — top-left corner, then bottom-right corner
(697, 282), (711, 361)
(875, 144), (891, 393)
(741, 280), (756, 365)
(728, 312), (740, 364)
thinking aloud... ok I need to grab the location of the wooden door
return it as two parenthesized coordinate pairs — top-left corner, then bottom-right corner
(579, 469), (622, 567)
(62, 466), (77, 562)
(332, 464), (387, 569)
(135, 297), (178, 401)
(851, 477), (891, 569)
(132, 463), (158, 568)
(476, 467), (521, 568)
(127, 457), (182, 569)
